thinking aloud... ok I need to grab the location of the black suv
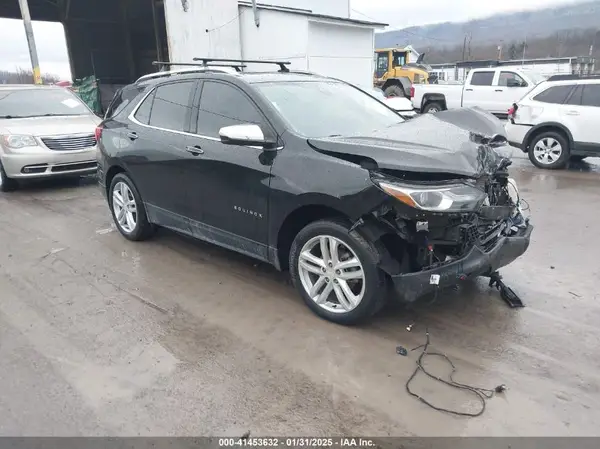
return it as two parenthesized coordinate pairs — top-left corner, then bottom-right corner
(97, 60), (533, 325)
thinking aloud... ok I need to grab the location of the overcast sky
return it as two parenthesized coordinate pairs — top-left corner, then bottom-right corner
(0, 0), (589, 80)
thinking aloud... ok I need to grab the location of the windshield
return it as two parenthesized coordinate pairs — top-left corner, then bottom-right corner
(0, 88), (91, 118)
(528, 72), (547, 85)
(254, 80), (402, 138)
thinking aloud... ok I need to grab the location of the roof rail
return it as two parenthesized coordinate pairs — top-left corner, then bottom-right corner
(546, 73), (600, 81)
(137, 64), (243, 83)
(192, 57), (291, 72)
(152, 61), (246, 72)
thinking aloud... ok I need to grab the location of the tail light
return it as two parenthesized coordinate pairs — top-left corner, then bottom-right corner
(410, 86), (415, 98)
(94, 125), (103, 142)
(507, 103), (518, 121)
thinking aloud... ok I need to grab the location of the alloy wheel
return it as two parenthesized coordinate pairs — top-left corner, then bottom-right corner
(533, 137), (562, 165)
(297, 235), (366, 314)
(112, 181), (138, 233)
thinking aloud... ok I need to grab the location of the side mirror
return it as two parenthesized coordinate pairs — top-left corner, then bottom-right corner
(219, 124), (276, 149)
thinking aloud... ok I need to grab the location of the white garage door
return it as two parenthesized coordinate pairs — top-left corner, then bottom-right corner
(307, 21), (374, 88)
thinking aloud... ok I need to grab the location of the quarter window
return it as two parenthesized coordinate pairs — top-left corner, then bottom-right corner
(196, 81), (265, 138)
(134, 90), (155, 125)
(470, 71), (494, 86)
(532, 85), (574, 104)
(148, 81), (195, 131)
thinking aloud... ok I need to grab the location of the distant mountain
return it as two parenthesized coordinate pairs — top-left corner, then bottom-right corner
(375, 0), (600, 59)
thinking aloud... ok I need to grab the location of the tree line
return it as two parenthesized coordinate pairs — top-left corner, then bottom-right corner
(0, 68), (61, 85)
(423, 27), (600, 64)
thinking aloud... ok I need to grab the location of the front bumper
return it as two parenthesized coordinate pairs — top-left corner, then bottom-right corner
(391, 224), (533, 302)
(1, 147), (98, 179)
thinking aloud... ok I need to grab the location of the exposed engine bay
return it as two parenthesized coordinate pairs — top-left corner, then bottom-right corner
(367, 157), (529, 275)
(310, 107), (533, 301)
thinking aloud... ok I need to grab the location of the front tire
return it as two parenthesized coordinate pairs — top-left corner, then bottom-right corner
(0, 161), (18, 192)
(289, 219), (386, 325)
(528, 131), (570, 169)
(109, 173), (155, 241)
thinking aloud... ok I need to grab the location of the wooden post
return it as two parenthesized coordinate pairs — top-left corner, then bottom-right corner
(18, 0), (42, 84)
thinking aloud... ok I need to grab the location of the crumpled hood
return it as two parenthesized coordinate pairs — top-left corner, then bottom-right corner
(308, 107), (509, 178)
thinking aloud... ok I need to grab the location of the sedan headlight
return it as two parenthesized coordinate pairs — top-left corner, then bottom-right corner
(376, 180), (487, 212)
(1, 134), (38, 150)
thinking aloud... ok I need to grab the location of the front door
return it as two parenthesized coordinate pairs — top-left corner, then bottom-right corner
(183, 80), (276, 261)
(494, 71), (531, 114)
(122, 80), (196, 223)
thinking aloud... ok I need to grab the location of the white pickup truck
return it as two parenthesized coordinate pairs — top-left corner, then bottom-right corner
(411, 68), (546, 116)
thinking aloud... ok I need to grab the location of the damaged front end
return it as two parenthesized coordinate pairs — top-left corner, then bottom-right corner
(337, 109), (533, 302)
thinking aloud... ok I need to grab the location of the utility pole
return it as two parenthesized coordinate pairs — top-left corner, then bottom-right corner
(18, 0), (42, 85)
(462, 35), (467, 61)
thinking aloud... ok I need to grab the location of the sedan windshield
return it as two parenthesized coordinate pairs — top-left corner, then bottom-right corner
(253, 80), (402, 138)
(0, 88), (91, 118)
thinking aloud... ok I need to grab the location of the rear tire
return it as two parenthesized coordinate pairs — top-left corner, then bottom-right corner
(289, 219), (387, 325)
(384, 85), (405, 98)
(109, 173), (155, 241)
(528, 131), (570, 169)
(423, 102), (443, 113)
(0, 161), (18, 192)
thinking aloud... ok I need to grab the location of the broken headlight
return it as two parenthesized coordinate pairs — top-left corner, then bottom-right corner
(375, 181), (487, 212)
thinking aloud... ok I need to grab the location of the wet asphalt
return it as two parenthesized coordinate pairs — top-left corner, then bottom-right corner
(1, 152), (599, 437)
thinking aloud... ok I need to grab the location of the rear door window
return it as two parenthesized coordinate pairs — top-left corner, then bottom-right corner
(148, 81), (195, 132)
(470, 71), (494, 86)
(532, 85), (574, 104)
(581, 84), (600, 107)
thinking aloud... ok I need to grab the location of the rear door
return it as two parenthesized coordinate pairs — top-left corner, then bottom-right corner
(122, 80), (196, 222)
(561, 83), (600, 150)
(461, 70), (496, 112)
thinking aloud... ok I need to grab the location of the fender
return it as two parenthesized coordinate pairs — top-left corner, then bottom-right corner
(421, 93), (446, 111)
(522, 121), (575, 152)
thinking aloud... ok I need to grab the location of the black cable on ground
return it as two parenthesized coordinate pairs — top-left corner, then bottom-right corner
(405, 329), (502, 417)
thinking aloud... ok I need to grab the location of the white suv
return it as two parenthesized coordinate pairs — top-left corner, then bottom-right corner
(505, 77), (600, 169)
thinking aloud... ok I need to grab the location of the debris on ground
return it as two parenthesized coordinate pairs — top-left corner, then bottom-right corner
(488, 271), (525, 308)
(396, 345), (408, 356)
(404, 329), (505, 417)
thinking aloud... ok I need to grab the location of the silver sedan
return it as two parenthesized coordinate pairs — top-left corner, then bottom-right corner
(0, 85), (101, 191)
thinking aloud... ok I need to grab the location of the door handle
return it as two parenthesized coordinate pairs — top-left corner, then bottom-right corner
(565, 110), (580, 116)
(127, 131), (138, 140)
(186, 145), (204, 156)
(465, 88), (473, 91)
(495, 89), (504, 92)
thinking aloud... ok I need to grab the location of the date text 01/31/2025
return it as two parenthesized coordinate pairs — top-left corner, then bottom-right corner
(218, 438), (376, 447)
